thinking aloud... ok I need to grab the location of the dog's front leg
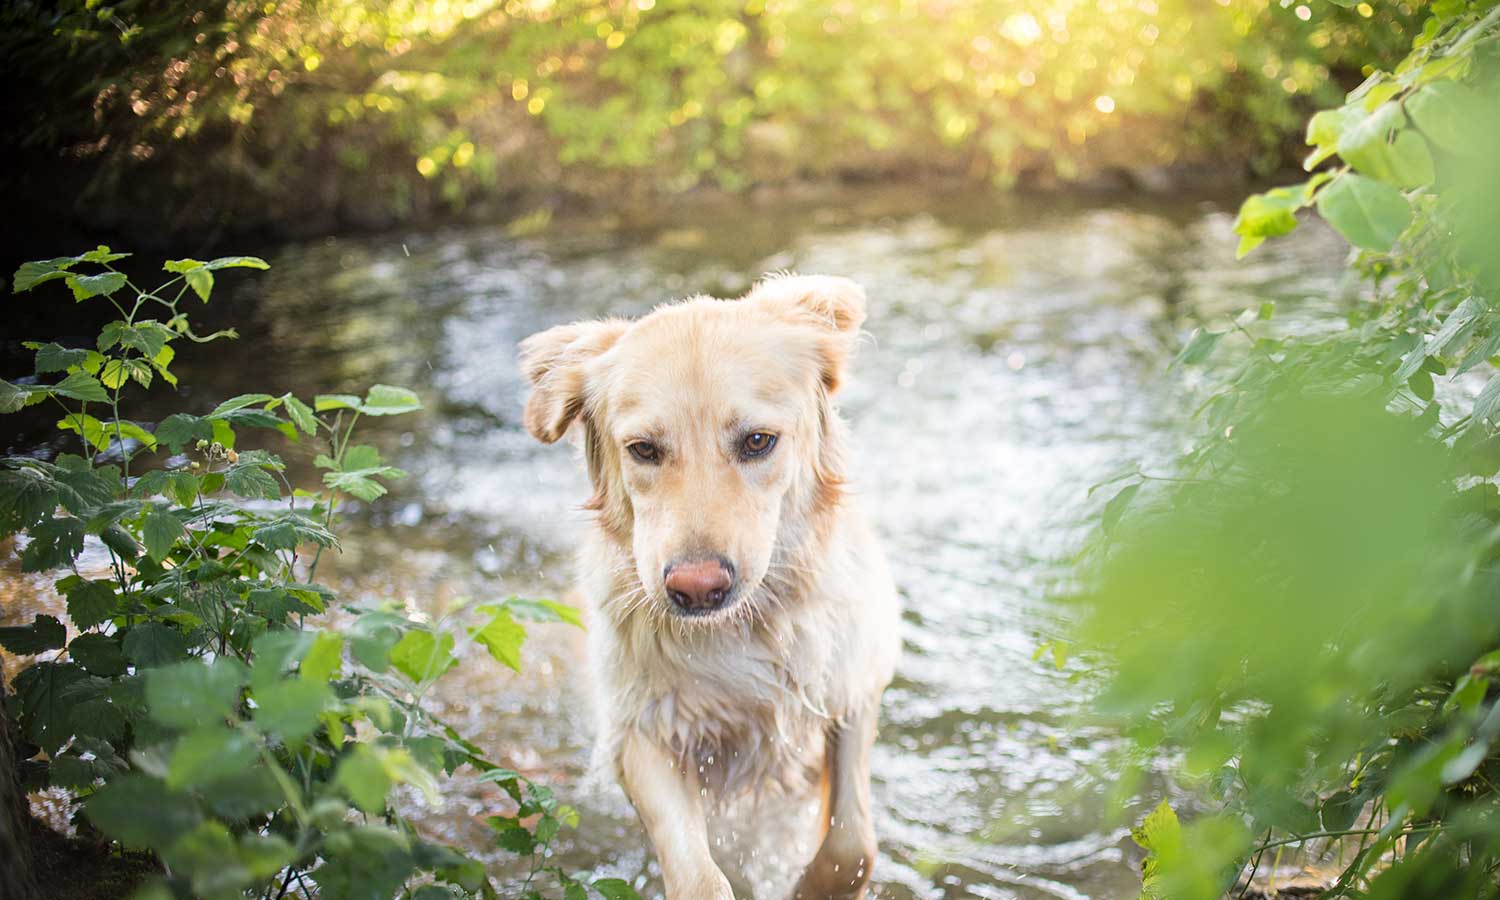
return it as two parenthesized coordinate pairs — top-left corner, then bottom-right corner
(619, 731), (734, 900)
(792, 703), (879, 900)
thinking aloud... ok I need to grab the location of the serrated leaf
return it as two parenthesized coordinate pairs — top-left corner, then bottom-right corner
(66, 272), (128, 301)
(302, 632), (345, 683)
(32, 343), (90, 374)
(21, 516), (86, 571)
(252, 678), (335, 741)
(184, 268), (214, 301)
(52, 371), (110, 403)
(472, 609), (527, 673)
(85, 774), (202, 849)
(592, 878), (643, 900)
(12, 662), (88, 753)
(146, 658), (247, 729)
(390, 630), (457, 683)
(360, 384), (422, 416)
(141, 505), (186, 562)
(336, 744), (392, 814)
(0, 614), (67, 655)
(65, 579), (118, 630)
(13, 258), (76, 292)
(314, 393), (362, 412)
(1172, 328), (1224, 367)
(282, 394), (317, 435)
(122, 622), (191, 667)
(204, 255), (270, 271)
(226, 464), (280, 500)
(69, 633), (128, 676)
(154, 414), (211, 451)
(1102, 483), (1141, 536)
(166, 726), (257, 790)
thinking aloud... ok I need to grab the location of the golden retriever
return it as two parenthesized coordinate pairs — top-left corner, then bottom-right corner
(519, 274), (900, 900)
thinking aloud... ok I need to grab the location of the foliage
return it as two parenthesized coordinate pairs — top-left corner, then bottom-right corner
(0, 0), (1420, 228)
(1082, 2), (1500, 899)
(0, 251), (638, 900)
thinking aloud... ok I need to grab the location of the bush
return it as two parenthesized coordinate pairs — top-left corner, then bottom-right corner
(0, 0), (1421, 231)
(0, 251), (639, 900)
(1079, 2), (1500, 898)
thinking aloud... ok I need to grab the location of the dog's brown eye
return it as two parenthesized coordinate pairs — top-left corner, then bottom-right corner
(627, 441), (660, 464)
(742, 432), (777, 458)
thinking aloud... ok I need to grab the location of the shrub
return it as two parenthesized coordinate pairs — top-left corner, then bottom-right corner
(0, 251), (639, 900)
(1081, 2), (1500, 898)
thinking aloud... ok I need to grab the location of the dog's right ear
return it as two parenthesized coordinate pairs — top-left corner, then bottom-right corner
(518, 319), (628, 443)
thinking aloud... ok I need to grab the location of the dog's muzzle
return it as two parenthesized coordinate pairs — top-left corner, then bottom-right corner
(664, 557), (735, 614)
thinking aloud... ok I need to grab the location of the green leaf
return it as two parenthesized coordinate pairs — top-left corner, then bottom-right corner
(209, 393), (276, 417)
(301, 632), (345, 683)
(1232, 187), (1302, 249)
(31, 343), (90, 374)
(502, 597), (584, 627)
(65, 272), (128, 301)
(336, 744), (393, 814)
(1315, 173), (1412, 252)
(57, 414), (112, 453)
(1172, 328), (1224, 367)
(204, 255), (270, 271)
(51, 371), (110, 403)
(1102, 482), (1141, 536)
(1405, 81), (1481, 154)
(184, 268), (214, 302)
(592, 878), (644, 900)
(361, 384), (423, 416)
(314, 393), (362, 412)
(69, 633), (128, 676)
(146, 658), (247, 729)
(122, 622), (191, 668)
(252, 678), (335, 741)
(85, 774), (202, 849)
(1336, 103), (1434, 189)
(472, 609), (527, 673)
(282, 394), (317, 435)
(64, 579), (118, 630)
(141, 505), (186, 562)
(12, 662), (88, 754)
(390, 629), (458, 683)
(166, 725), (257, 790)
(163, 259), (205, 274)
(154, 414), (211, 451)
(13, 258), (77, 292)
(226, 463), (280, 500)
(1472, 372), (1500, 425)
(20, 516), (85, 571)
(0, 614), (67, 655)
(201, 766), (283, 819)
(80, 245), (129, 264)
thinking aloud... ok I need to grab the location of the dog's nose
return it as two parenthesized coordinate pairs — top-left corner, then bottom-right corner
(664, 558), (734, 613)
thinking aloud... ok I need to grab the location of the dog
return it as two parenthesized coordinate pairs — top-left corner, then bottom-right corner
(519, 274), (900, 900)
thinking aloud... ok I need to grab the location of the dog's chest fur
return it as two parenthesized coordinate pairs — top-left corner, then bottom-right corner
(599, 600), (840, 800)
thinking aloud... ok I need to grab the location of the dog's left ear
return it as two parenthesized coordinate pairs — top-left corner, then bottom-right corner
(748, 274), (867, 392)
(518, 319), (629, 442)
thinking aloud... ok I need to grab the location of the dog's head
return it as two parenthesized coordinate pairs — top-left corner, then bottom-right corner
(519, 274), (865, 622)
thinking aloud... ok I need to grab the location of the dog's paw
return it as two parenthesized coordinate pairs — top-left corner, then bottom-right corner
(790, 845), (873, 900)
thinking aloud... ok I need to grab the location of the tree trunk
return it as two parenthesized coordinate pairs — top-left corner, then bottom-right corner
(0, 682), (41, 900)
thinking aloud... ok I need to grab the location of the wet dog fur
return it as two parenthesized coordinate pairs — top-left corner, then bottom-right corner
(519, 274), (900, 900)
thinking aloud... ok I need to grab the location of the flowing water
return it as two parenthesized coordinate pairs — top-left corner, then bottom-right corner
(1, 185), (1358, 899)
